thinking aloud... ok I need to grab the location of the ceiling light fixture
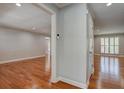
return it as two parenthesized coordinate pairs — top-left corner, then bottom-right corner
(106, 3), (112, 7)
(16, 3), (21, 7)
(45, 37), (50, 40)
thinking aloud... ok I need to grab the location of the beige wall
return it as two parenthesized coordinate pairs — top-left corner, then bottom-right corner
(94, 34), (124, 55)
(0, 27), (47, 62)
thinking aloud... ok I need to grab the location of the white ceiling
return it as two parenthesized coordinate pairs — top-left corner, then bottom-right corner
(0, 3), (51, 36)
(90, 3), (124, 27)
(2, 3), (124, 35)
(55, 3), (71, 8)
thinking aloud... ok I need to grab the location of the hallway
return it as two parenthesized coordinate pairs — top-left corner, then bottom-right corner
(88, 55), (124, 89)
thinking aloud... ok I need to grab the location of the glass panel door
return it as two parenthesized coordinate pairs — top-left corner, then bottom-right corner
(100, 37), (119, 54)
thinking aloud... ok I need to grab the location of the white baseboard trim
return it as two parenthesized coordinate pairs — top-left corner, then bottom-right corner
(0, 55), (45, 64)
(50, 77), (60, 83)
(57, 76), (87, 89)
(94, 53), (101, 56)
(94, 53), (124, 57)
(86, 72), (93, 88)
(118, 55), (124, 57)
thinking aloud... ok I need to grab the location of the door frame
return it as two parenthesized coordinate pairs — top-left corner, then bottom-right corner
(32, 3), (57, 82)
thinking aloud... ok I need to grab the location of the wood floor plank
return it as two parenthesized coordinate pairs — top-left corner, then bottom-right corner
(88, 55), (124, 89)
(0, 57), (79, 89)
(0, 55), (122, 89)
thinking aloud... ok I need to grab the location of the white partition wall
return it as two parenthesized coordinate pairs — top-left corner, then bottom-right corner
(86, 9), (94, 84)
(57, 4), (89, 88)
(44, 4), (94, 88)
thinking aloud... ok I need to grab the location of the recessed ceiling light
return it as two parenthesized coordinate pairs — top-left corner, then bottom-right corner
(106, 3), (112, 7)
(16, 3), (21, 7)
(45, 37), (50, 39)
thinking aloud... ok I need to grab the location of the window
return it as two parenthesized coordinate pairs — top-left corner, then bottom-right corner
(101, 38), (104, 53)
(100, 37), (119, 54)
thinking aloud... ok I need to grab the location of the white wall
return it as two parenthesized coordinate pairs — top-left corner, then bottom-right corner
(43, 4), (61, 78)
(86, 10), (94, 82)
(58, 4), (88, 86)
(94, 26), (124, 35)
(0, 27), (47, 62)
(44, 4), (94, 88)
(94, 36), (101, 54)
(94, 26), (124, 55)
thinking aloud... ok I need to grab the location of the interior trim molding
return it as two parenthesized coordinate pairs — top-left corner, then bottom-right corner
(57, 76), (87, 89)
(94, 53), (101, 56)
(117, 55), (124, 57)
(86, 72), (93, 88)
(94, 32), (124, 36)
(0, 55), (45, 64)
(94, 53), (124, 57)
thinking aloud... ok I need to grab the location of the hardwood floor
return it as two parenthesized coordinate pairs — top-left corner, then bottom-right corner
(0, 57), (79, 89)
(1, 55), (123, 89)
(88, 55), (124, 89)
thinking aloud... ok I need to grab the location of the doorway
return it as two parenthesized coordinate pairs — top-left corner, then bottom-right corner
(32, 4), (57, 82)
(45, 37), (51, 72)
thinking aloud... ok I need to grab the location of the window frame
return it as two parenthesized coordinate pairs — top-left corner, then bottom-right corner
(100, 37), (119, 54)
